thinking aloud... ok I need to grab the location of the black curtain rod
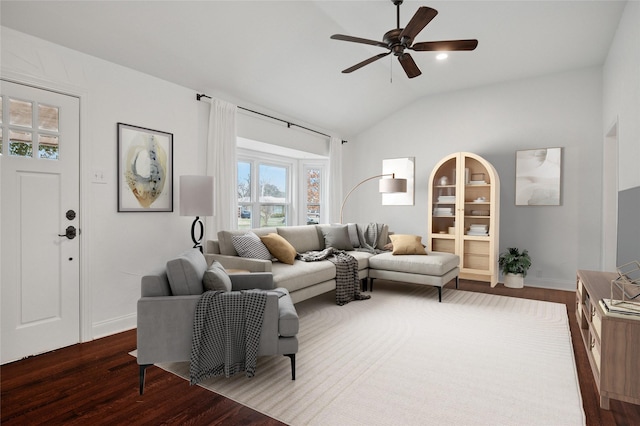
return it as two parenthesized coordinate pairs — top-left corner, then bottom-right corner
(196, 93), (347, 144)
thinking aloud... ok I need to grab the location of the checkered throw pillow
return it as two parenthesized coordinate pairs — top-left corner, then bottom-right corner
(231, 231), (273, 260)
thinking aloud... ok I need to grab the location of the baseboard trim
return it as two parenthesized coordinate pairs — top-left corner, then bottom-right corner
(92, 313), (136, 340)
(520, 277), (575, 291)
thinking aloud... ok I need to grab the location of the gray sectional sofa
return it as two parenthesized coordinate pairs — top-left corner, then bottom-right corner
(206, 224), (460, 303)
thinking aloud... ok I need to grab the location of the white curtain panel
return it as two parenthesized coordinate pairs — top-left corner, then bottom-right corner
(205, 97), (237, 239)
(328, 136), (343, 224)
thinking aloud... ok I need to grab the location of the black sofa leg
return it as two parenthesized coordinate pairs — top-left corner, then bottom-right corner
(139, 364), (151, 395)
(438, 287), (442, 303)
(456, 275), (459, 289)
(284, 354), (296, 380)
(369, 278), (374, 292)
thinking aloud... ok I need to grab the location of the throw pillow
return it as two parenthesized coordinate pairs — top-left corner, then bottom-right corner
(202, 262), (232, 292)
(260, 233), (297, 265)
(347, 223), (360, 248)
(389, 234), (428, 255)
(231, 231), (272, 260)
(319, 224), (354, 251)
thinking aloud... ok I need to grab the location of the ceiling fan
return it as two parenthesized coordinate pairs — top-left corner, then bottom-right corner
(330, 0), (478, 79)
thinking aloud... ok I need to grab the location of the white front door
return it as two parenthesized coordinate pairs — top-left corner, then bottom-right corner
(1, 80), (81, 364)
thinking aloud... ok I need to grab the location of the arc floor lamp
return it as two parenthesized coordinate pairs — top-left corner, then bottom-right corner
(340, 173), (407, 223)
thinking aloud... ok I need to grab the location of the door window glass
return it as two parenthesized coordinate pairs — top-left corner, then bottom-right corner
(9, 129), (33, 157)
(2, 96), (61, 161)
(38, 134), (59, 160)
(9, 98), (32, 127)
(38, 104), (59, 132)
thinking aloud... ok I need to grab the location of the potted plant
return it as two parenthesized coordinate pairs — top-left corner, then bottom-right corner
(498, 247), (532, 289)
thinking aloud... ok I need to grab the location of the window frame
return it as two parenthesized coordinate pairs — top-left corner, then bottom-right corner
(237, 148), (328, 229)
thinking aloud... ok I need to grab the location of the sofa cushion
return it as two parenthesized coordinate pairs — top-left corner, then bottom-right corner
(166, 249), (207, 295)
(389, 234), (427, 255)
(260, 233), (297, 265)
(369, 251), (459, 276)
(202, 261), (232, 292)
(276, 225), (324, 253)
(347, 250), (375, 270)
(271, 260), (336, 292)
(319, 224), (354, 251)
(231, 231), (273, 260)
(217, 227), (277, 256)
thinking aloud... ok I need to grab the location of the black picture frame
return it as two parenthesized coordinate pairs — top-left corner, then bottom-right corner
(117, 123), (173, 212)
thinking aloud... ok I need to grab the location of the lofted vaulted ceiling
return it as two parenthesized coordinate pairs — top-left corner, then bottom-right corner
(0, 1), (627, 137)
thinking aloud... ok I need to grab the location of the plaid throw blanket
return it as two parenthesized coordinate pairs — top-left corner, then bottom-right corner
(297, 248), (371, 306)
(190, 290), (267, 385)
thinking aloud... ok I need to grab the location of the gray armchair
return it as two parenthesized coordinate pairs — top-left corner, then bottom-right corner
(137, 249), (299, 394)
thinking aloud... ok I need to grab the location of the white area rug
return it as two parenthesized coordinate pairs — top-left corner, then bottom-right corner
(154, 282), (585, 425)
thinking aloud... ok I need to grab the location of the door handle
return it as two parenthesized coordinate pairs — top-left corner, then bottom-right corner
(58, 226), (77, 240)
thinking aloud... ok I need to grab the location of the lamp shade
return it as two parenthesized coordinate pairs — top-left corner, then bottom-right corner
(179, 175), (213, 216)
(379, 177), (407, 193)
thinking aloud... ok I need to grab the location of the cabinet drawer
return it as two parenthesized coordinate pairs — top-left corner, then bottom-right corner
(432, 238), (455, 253)
(592, 307), (602, 339)
(590, 333), (601, 373)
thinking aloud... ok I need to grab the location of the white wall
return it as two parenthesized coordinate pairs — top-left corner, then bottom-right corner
(344, 67), (604, 290)
(603, 0), (640, 191)
(1, 27), (207, 338)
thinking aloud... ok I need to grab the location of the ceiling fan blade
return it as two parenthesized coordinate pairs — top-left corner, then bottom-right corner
(331, 34), (388, 49)
(342, 52), (391, 73)
(411, 39), (479, 51)
(398, 53), (422, 79)
(399, 6), (438, 45)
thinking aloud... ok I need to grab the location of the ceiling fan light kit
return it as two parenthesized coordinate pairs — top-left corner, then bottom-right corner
(331, 0), (478, 79)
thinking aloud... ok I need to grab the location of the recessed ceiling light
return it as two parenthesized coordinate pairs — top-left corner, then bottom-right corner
(436, 53), (449, 61)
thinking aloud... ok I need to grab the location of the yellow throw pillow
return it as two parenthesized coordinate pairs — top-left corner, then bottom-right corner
(389, 234), (427, 255)
(260, 233), (297, 265)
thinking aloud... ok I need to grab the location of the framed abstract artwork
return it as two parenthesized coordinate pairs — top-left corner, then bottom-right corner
(117, 123), (173, 212)
(515, 147), (562, 206)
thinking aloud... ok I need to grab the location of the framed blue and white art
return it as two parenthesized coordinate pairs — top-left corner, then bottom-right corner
(117, 123), (173, 212)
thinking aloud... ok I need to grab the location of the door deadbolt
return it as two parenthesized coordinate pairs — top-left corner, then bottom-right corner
(66, 210), (76, 220)
(58, 226), (77, 240)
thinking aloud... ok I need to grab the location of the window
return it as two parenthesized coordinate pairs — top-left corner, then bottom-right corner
(304, 166), (322, 225)
(237, 147), (327, 229)
(237, 157), (291, 229)
(0, 96), (60, 159)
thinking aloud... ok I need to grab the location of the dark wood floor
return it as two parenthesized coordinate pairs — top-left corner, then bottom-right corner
(2, 280), (639, 425)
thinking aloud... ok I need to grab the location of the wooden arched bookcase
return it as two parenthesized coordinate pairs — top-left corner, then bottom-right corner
(427, 152), (500, 286)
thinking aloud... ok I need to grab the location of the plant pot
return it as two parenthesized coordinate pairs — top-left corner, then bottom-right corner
(503, 273), (524, 289)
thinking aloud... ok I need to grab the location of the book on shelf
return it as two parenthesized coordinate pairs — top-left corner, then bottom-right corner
(600, 298), (640, 319)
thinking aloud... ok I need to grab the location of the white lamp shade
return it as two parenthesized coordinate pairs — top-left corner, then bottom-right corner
(379, 178), (407, 193)
(180, 175), (213, 216)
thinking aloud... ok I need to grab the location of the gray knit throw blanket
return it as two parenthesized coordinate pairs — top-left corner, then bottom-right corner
(297, 248), (371, 306)
(355, 222), (386, 254)
(190, 289), (267, 385)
